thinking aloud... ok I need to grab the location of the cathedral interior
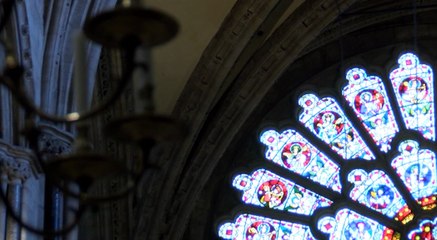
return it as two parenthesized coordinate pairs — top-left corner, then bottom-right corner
(0, 0), (437, 239)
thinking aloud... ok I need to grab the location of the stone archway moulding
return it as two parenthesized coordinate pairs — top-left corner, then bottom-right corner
(134, 0), (360, 239)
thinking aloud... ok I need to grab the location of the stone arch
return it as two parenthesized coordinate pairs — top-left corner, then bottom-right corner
(130, 0), (437, 239)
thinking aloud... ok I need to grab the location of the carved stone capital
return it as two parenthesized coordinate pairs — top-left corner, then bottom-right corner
(0, 157), (31, 183)
(38, 124), (73, 156)
(38, 133), (72, 156)
(0, 139), (35, 183)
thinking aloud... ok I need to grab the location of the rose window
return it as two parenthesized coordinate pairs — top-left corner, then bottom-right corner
(217, 52), (437, 240)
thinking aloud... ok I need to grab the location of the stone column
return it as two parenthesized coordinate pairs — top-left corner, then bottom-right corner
(6, 178), (22, 240)
(0, 174), (8, 240)
(64, 184), (79, 240)
(43, 183), (64, 240)
(2, 158), (31, 240)
(38, 131), (73, 240)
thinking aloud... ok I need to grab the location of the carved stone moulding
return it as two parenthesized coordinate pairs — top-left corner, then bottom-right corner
(0, 140), (34, 183)
(0, 124), (74, 183)
(37, 123), (73, 157)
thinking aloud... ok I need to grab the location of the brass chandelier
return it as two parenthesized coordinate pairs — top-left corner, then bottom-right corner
(0, 0), (184, 236)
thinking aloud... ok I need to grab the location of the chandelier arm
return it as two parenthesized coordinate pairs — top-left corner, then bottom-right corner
(80, 174), (141, 204)
(75, 146), (158, 204)
(0, 181), (85, 237)
(20, 105), (153, 205)
(22, 121), (141, 203)
(0, 47), (138, 124)
(21, 121), (81, 199)
(48, 167), (141, 204)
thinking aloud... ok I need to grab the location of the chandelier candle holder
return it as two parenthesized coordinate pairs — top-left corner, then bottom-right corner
(0, 0), (185, 237)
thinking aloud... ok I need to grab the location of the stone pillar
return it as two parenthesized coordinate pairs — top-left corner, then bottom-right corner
(20, 175), (45, 240)
(64, 184), (79, 240)
(43, 183), (64, 240)
(1, 158), (31, 240)
(0, 174), (8, 240)
(5, 178), (22, 240)
(38, 130), (73, 240)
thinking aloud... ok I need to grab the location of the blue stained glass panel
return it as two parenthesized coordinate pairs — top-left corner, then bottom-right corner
(347, 169), (411, 223)
(260, 129), (341, 192)
(342, 68), (399, 152)
(318, 209), (398, 240)
(391, 140), (437, 209)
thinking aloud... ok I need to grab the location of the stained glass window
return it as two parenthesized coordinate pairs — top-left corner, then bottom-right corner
(391, 140), (437, 209)
(232, 169), (332, 215)
(218, 52), (437, 239)
(342, 68), (399, 152)
(347, 169), (412, 223)
(219, 214), (315, 239)
(318, 209), (400, 240)
(298, 94), (374, 160)
(390, 53), (435, 140)
(260, 130), (341, 192)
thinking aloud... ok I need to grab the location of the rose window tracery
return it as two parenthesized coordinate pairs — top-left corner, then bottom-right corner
(218, 52), (437, 240)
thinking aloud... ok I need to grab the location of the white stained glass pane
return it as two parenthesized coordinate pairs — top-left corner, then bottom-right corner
(232, 169), (332, 215)
(389, 53), (435, 140)
(318, 209), (398, 240)
(260, 129), (341, 192)
(347, 169), (411, 223)
(343, 68), (399, 152)
(298, 94), (374, 160)
(391, 140), (437, 209)
(218, 214), (315, 239)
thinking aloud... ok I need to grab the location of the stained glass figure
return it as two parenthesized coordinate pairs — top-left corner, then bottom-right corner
(260, 129), (341, 191)
(218, 214), (315, 239)
(232, 169), (331, 215)
(298, 94), (374, 160)
(347, 169), (412, 223)
(389, 53), (435, 140)
(391, 140), (437, 209)
(342, 68), (399, 152)
(408, 218), (437, 239)
(318, 209), (400, 240)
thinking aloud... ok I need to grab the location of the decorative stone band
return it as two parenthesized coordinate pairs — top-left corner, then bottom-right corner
(0, 123), (73, 182)
(37, 123), (73, 156)
(0, 158), (31, 183)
